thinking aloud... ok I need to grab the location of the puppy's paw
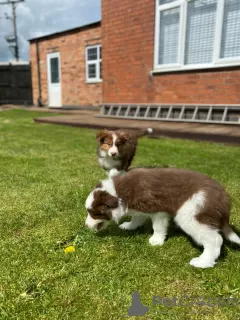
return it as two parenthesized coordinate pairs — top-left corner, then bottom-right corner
(119, 222), (137, 230)
(109, 169), (121, 178)
(149, 235), (165, 246)
(190, 257), (215, 269)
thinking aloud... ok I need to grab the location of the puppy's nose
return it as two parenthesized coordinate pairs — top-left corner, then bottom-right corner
(111, 152), (117, 157)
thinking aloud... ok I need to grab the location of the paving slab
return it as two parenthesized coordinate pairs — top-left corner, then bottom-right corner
(34, 109), (240, 145)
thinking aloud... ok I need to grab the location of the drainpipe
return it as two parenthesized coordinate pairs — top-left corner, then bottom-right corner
(36, 40), (43, 107)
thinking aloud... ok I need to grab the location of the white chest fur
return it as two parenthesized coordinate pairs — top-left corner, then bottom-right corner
(98, 156), (121, 170)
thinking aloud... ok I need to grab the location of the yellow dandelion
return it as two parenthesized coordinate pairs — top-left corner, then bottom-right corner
(64, 246), (75, 253)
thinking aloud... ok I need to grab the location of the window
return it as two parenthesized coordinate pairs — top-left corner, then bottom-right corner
(50, 57), (60, 83)
(85, 45), (102, 82)
(154, 0), (240, 72)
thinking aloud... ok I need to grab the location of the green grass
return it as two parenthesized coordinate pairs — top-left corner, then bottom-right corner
(0, 109), (240, 320)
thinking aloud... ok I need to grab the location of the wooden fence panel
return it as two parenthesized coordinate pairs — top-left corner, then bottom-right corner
(0, 64), (33, 105)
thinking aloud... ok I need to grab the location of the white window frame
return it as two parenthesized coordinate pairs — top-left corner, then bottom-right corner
(85, 45), (102, 83)
(153, 0), (240, 73)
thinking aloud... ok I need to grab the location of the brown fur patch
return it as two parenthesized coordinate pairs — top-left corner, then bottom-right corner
(113, 168), (230, 230)
(88, 190), (118, 220)
(97, 131), (114, 152)
(101, 143), (111, 151)
(96, 130), (110, 142)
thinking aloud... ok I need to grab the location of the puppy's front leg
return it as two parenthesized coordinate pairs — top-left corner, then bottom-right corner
(119, 215), (148, 230)
(149, 213), (170, 246)
(109, 168), (126, 178)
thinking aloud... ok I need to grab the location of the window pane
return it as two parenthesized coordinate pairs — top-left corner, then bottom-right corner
(50, 57), (59, 83)
(100, 61), (102, 79)
(185, 0), (217, 65)
(87, 47), (98, 61)
(88, 64), (96, 79)
(221, 0), (240, 58)
(159, 7), (180, 65)
(159, 0), (175, 5)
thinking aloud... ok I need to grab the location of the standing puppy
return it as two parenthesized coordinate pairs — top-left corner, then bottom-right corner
(85, 168), (240, 268)
(96, 128), (152, 177)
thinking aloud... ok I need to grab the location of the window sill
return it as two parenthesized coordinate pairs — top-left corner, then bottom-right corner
(151, 61), (240, 74)
(86, 79), (102, 84)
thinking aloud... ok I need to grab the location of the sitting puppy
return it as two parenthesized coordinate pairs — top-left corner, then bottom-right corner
(96, 128), (152, 177)
(85, 168), (240, 268)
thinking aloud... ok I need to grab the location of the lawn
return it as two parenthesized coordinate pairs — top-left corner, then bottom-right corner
(0, 109), (240, 320)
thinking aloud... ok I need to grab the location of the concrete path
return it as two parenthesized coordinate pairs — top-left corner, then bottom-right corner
(33, 109), (240, 145)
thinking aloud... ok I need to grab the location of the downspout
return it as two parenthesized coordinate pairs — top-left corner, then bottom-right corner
(36, 40), (43, 107)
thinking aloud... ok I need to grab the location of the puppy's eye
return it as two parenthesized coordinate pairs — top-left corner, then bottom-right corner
(115, 140), (122, 146)
(100, 205), (109, 212)
(103, 141), (111, 146)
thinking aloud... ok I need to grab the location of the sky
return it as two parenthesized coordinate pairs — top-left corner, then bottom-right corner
(0, 0), (101, 62)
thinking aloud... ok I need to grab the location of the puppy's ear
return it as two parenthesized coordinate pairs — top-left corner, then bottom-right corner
(100, 191), (118, 209)
(119, 132), (132, 143)
(105, 194), (118, 209)
(96, 130), (108, 141)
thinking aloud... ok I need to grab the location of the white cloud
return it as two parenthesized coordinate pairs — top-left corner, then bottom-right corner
(0, 0), (101, 62)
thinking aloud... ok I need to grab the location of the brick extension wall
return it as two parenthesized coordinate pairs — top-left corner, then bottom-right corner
(102, 0), (240, 104)
(30, 23), (102, 107)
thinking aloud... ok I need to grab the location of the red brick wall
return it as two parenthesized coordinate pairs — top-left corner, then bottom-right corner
(102, 0), (240, 104)
(30, 24), (102, 107)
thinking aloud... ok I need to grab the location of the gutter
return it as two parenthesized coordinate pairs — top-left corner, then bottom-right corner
(36, 40), (43, 107)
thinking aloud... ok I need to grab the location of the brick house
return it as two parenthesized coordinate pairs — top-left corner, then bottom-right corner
(29, 21), (102, 107)
(102, 0), (240, 105)
(30, 0), (240, 114)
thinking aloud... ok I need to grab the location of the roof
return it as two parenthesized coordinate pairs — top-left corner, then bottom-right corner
(29, 20), (101, 42)
(0, 61), (29, 66)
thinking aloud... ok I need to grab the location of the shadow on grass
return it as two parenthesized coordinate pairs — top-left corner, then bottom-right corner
(96, 218), (153, 238)
(96, 219), (240, 262)
(57, 218), (240, 264)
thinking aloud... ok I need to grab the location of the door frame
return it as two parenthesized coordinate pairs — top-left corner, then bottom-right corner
(47, 52), (62, 107)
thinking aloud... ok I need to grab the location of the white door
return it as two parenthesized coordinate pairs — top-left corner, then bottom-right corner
(47, 52), (62, 107)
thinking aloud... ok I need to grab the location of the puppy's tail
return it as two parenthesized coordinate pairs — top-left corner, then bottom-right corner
(222, 223), (240, 244)
(134, 128), (153, 138)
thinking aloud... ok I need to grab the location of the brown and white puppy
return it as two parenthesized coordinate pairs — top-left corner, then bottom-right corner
(85, 168), (240, 268)
(96, 128), (152, 177)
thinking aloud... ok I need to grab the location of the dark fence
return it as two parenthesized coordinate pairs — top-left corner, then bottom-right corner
(0, 63), (33, 105)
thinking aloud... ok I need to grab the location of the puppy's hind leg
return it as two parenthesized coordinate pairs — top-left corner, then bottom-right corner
(175, 191), (223, 268)
(188, 228), (223, 269)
